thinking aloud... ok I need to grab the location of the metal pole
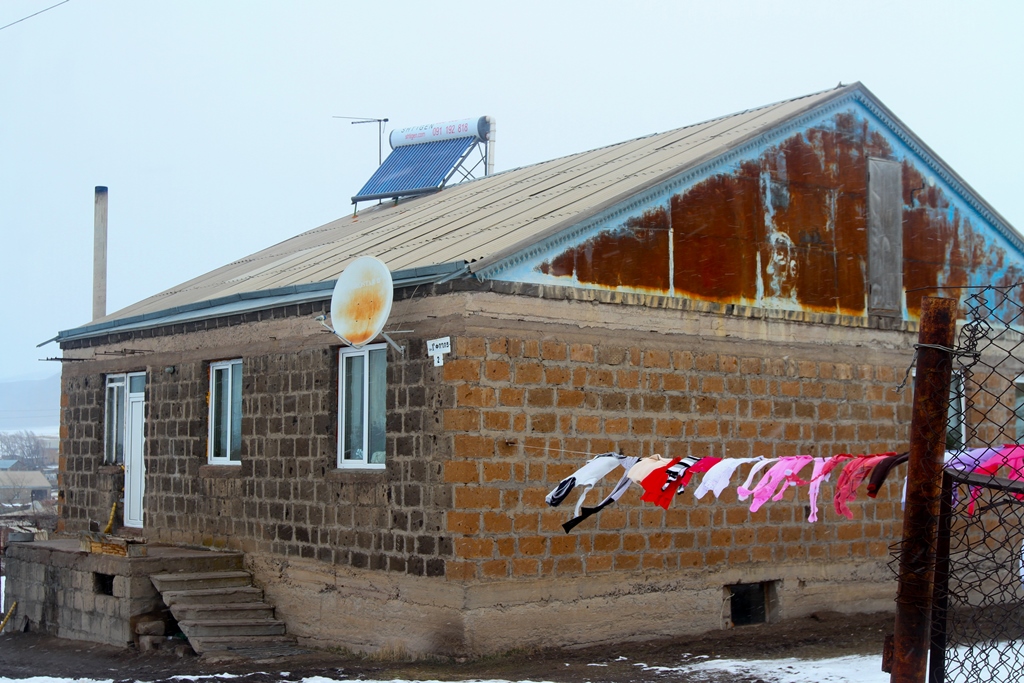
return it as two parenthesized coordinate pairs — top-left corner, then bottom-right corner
(892, 296), (957, 683)
(927, 471), (954, 683)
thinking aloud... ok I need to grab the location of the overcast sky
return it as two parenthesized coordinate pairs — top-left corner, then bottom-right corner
(1, 0), (1020, 382)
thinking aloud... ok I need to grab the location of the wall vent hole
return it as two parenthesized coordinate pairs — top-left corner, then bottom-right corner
(94, 573), (115, 596)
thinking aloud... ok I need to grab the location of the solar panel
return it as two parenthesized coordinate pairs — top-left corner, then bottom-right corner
(352, 136), (477, 203)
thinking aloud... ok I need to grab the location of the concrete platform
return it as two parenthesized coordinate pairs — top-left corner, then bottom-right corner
(3, 538), (244, 647)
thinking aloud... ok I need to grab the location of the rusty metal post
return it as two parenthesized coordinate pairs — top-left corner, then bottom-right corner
(927, 471), (954, 683)
(892, 296), (957, 683)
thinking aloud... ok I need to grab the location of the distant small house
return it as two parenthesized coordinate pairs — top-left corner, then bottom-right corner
(0, 471), (52, 505)
(0, 459), (28, 471)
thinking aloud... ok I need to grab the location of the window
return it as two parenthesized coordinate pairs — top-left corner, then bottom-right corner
(1014, 376), (1024, 442)
(104, 376), (126, 464)
(104, 372), (146, 464)
(338, 344), (386, 469)
(947, 371), (966, 451)
(208, 359), (242, 464)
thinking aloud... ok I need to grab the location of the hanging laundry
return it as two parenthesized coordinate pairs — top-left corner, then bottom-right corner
(814, 453), (855, 482)
(736, 458), (776, 501)
(641, 456), (700, 509)
(545, 452), (623, 518)
(944, 447), (1001, 510)
(865, 452), (909, 498)
(662, 457), (722, 492)
(561, 456), (641, 533)
(805, 457), (830, 523)
(694, 456), (764, 500)
(833, 454), (893, 519)
(745, 456), (814, 513)
(634, 456), (723, 513)
(626, 454), (678, 484)
(971, 445), (1024, 495)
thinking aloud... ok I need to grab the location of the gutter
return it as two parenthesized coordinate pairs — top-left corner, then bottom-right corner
(45, 261), (468, 346)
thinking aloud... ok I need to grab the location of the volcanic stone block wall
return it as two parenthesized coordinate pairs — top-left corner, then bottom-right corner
(438, 333), (913, 582)
(58, 294), (917, 589)
(58, 310), (452, 578)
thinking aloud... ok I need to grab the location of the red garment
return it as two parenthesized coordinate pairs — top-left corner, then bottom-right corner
(812, 453), (854, 482)
(833, 454), (892, 519)
(641, 456), (718, 509)
(638, 457), (681, 509)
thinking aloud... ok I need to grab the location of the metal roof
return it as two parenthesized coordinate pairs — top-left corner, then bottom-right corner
(353, 136), (478, 203)
(0, 471), (50, 490)
(56, 82), (1021, 342)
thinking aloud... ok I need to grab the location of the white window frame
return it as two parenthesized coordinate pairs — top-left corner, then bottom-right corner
(104, 372), (146, 464)
(947, 371), (966, 451)
(1014, 375), (1024, 442)
(208, 359), (243, 465)
(338, 344), (387, 470)
(104, 375), (126, 464)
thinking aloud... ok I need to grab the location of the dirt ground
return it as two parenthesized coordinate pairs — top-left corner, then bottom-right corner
(0, 610), (893, 683)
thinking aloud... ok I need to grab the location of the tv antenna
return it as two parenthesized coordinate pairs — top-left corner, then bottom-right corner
(334, 116), (389, 166)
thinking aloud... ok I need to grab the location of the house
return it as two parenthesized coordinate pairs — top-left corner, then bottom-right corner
(0, 471), (52, 506)
(11, 83), (1024, 654)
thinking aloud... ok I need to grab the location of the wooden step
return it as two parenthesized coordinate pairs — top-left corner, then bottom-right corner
(171, 602), (275, 621)
(161, 586), (264, 606)
(177, 618), (287, 638)
(150, 570), (252, 592)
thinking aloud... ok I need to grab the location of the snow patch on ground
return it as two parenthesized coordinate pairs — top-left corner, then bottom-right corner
(0, 656), (890, 683)
(663, 653), (889, 682)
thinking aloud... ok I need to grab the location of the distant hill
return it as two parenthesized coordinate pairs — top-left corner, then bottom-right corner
(0, 375), (60, 435)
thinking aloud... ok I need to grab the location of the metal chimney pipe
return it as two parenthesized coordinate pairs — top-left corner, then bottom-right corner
(93, 186), (108, 320)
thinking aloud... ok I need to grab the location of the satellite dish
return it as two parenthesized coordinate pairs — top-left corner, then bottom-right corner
(329, 256), (394, 347)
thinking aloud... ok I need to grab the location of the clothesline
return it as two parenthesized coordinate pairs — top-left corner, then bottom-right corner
(546, 450), (914, 534)
(544, 445), (1024, 533)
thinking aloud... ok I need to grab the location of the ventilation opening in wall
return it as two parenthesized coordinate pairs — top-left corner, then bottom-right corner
(94, 573), (115, 596)
(726, 581), (779, 627)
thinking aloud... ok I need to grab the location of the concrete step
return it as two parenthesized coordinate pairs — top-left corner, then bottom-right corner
(188, 634), (300, 655)
(177, 618), (287, 638)
(171, 602), (275, 621)
(161, 586), (265, 606)
(150, 570), (252, 592)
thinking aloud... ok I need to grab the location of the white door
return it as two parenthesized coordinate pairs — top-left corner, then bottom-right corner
(123, 373), (146, 528)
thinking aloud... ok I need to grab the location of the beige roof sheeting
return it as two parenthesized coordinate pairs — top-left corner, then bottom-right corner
(74, 81), (1015, 334)
(97, 85), (855, 324)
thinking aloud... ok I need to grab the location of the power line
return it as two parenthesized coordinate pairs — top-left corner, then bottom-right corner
(0, 0), (71, 33)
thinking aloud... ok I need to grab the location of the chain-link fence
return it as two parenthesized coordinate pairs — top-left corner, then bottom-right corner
(924, 285), (1024, 683)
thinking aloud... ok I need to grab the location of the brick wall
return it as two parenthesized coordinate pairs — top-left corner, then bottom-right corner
(438, 334), (912, 581)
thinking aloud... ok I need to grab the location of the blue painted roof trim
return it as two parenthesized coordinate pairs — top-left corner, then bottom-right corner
(352, 137), (477, 203)
(474, 85), (1024, 281)
(50, 261), (466, 344)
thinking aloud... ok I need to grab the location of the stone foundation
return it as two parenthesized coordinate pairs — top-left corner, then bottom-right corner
(249, 552), (895, 655)
(2, 539), (243, 647)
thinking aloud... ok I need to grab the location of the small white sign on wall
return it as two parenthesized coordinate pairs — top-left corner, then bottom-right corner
(427, 336), (451, 366)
